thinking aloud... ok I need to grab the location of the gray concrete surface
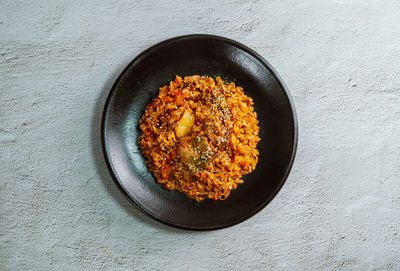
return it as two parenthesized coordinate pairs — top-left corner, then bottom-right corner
(1, 0), (400, 270)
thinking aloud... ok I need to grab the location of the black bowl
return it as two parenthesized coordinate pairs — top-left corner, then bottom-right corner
(101, 34), (298, 230)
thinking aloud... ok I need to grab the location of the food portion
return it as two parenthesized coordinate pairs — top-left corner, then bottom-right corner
(138, 75), (260, 201)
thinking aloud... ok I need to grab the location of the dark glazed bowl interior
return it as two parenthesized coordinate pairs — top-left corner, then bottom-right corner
(102, 34), (297, 230)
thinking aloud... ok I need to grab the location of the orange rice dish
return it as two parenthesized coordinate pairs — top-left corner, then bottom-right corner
(138, 75), (260, 201)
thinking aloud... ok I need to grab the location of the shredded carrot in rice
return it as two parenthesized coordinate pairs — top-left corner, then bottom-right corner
(138, 75), (260, 201)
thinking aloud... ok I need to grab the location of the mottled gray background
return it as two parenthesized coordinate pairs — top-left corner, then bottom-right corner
(1, 0), (400, 270)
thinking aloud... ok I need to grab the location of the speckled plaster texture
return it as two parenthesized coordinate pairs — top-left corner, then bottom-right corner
(1, 0), (400, 270)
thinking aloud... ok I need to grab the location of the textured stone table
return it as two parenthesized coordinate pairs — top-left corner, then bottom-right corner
(1, 1), (400, 270)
